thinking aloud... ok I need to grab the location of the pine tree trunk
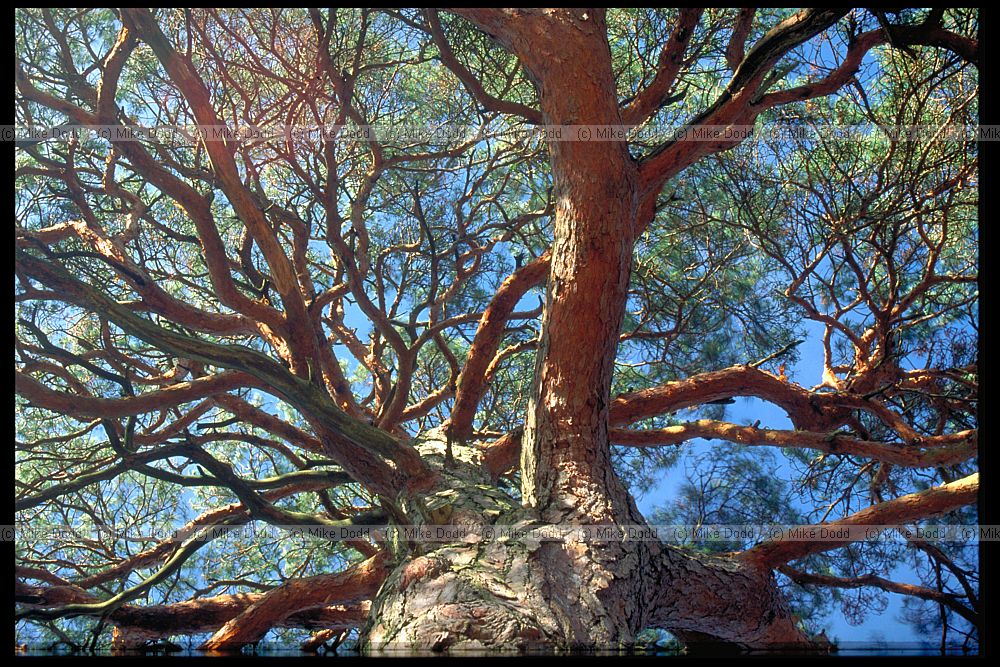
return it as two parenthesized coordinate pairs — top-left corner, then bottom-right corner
(360, 431), (815, 653)
(361, 430), (629, 651)
(365, 11), (819, 653)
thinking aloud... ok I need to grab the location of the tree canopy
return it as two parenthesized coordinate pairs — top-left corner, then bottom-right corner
(15, 7), (978, 654)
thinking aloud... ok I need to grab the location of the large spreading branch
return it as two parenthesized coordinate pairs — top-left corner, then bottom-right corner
(119, 9), (322, 379)
(611, 421), (976, 468)
(16, 581), (371, 650)
(15, 370), (258, 419)
(637, 8), (977, 202)
(199, 553), (389, 650)
(447, 251), (550, 441)
(637, 8), (851, 198)
(17, 248), (436, 495)
(740, 473), (979, 568)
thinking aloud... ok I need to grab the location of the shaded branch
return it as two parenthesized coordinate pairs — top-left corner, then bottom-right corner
(779, 564), (979, 627)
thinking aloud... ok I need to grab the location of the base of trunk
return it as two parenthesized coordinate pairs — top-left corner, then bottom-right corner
(360, 429), (818, 653)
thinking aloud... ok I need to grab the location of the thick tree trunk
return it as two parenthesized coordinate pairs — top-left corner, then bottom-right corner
(362, 430), (626, 651)
(361, 11), (813, 653)
(505, 10), (639, 525)
(360, 431), (814, 653)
